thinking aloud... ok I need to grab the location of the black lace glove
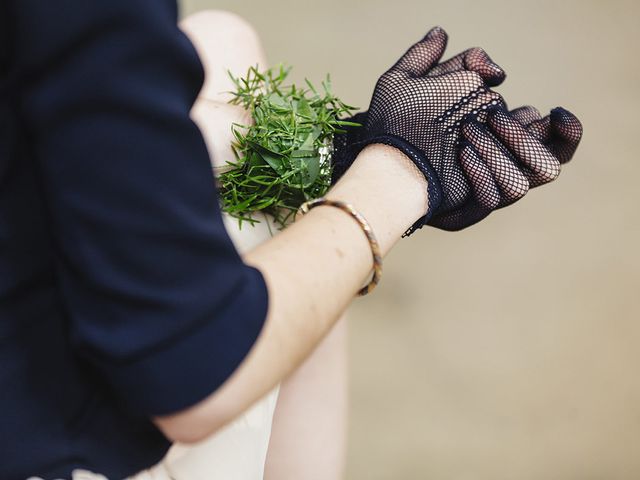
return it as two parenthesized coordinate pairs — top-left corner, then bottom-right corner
(332, 27), (582, 233)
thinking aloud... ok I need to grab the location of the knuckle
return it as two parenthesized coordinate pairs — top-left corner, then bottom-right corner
(459, 70), (484, 87)
(449, 69), (481, 87)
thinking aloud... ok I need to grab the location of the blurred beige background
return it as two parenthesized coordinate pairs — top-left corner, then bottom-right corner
(181, 1), (639, 478)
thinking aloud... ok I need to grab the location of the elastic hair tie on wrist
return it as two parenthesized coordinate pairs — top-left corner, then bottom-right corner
(297, 198), (382, 296)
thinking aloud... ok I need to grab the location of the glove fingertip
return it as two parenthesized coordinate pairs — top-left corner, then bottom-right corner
(550, 106), (581, 125)
(484, 68), (507, 87)
(424, 25), (448, 41)
(550, 107), (583, 142)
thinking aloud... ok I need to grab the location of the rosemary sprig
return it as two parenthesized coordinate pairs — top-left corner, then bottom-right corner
(218, 65), (360, 230)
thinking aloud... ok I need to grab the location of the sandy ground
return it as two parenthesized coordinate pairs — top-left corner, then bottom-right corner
(181, 1), (640, 478)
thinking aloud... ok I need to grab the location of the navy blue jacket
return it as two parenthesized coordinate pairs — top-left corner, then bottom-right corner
(0, 1), (269, 478)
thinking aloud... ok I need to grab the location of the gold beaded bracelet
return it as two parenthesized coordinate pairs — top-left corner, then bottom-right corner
(297, 198), (382, 296)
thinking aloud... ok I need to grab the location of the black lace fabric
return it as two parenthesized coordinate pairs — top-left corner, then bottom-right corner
(332, 27), (583, 234)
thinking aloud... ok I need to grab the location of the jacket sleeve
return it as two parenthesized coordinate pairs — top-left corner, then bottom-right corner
(9, 0), (269, 416)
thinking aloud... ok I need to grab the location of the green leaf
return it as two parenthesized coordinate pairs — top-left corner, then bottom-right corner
(291, 149), (317, 158)
(260, 152), (286, 175)
(335, 120), (362, 127)
(265, 92), (288, 109)
(219, 65), (357, 229)
(295, 97), (316, 121)
(246, 139), (284, 157)
(290, 155), (320, 187)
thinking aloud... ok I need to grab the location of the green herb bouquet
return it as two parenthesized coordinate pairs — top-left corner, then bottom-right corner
(218, 65), (359, 229)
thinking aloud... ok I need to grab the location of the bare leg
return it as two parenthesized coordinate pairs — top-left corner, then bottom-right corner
(180, 10), (348, 480)
(264, 320), (348, 480)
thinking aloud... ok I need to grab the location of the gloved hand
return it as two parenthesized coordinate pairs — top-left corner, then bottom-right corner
(430, 104), (582, 229)
(332, 42), (508, 182)
(332, 27), (582, 233)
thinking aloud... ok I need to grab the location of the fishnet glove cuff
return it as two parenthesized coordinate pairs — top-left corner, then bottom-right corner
(347, 135), (443, 236)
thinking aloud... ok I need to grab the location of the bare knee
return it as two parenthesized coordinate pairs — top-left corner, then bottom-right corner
(180, 10), (266, 101)
(180, 10), (261, 47)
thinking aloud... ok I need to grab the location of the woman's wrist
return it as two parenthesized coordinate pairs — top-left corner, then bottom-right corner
(327, 143), (429, 254)
(155, 145), (428, 443)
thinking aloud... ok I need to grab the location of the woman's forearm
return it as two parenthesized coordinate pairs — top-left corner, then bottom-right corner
(154, 144), (428, 442)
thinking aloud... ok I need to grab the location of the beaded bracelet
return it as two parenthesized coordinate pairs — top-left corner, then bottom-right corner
(297, 198), (382, 296)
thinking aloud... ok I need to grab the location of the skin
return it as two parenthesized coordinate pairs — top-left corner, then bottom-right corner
(180, 10), (349, 479)
(154, 139), (429, 442)
(160, 7), (569, 470)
